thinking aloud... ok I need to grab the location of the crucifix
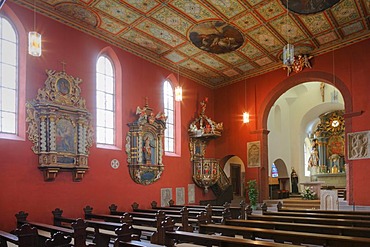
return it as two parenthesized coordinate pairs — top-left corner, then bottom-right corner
(320, 82), (325, 102)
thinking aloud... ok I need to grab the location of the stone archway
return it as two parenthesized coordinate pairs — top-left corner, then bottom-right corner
(257, 71), (353, 202)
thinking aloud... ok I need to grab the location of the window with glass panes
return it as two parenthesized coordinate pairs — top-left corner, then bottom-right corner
(96, 56), (115, 145)
(163, 80), (174, 152)
(0, 16), (18, 135)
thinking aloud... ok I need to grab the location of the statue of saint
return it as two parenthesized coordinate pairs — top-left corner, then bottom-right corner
(143, 136), (154, 164)
(291, 168), (299, 194)
(308, 139), (319, 172)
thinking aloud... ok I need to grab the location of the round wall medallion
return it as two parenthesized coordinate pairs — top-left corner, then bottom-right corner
(189, 21), (244, 54)
(111, 159), (120, 169)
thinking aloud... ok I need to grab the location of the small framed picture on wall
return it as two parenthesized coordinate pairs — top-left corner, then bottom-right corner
(247, 141), (260, 168)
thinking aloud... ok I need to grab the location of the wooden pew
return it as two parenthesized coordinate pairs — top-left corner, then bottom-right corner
(262, 203), (370, 221)
(109, 204), (193, 232)
(0, 224), (38, 247)
(222, 206), (370, 238)
(83, 206), (167, 245)
(277, 201), (370, 215)
(161, 217), (301, 247)
(198, 222), (370, 247)
(243, 207), (370, 228)
(53, 208), (140, 246)
(16, 210), (94, 247)
(150, 201), (220, 223)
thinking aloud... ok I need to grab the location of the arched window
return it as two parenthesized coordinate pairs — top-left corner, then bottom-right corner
(0, 16), (18, 135)
(163, 80), (175, 153)
(96, 55), (115, 145)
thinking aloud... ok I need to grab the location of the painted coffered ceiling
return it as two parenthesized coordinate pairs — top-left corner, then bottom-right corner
(11, 0), (370, 88)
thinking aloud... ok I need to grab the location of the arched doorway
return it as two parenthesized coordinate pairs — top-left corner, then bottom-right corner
(267, 82), (345, 193)
(221, 155), (246, 198)
(257, 71), (353, 203)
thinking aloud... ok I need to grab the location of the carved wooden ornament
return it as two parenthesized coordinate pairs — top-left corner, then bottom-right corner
(26, 69), (94, 181)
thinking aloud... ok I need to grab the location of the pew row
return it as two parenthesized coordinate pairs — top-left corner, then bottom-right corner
(109, 204), (193, 231)
(15, 211), (95, 247)
(261, 203), (370, 221)
(161, 217), (301, 247)
(276, 201), (370, 215)
(0, 224), (38, 247)
(82, 206), (165, 244)
(199, 222), (370, 247)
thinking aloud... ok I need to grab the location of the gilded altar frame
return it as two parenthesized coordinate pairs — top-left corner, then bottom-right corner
(26, 69), (93, 182)
(126, 102), (166, 185)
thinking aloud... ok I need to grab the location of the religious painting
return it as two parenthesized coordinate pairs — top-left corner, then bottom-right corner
(247, 141), (260, 168)
(281, 0), (340, 15)
(348, 131), (370, 160)
(188, 184), (195, 204)
(56, 118), (76, 154)
(189, 21), (244, 54)
(126, 101), (167, 185)
(26, 69), (93, 181)
(176, 187), (185, 206)
(327, 135), (345, 157)
(161, 188), (172, 207)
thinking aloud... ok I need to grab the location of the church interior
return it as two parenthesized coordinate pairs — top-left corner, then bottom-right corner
(1, 0), (370, 245)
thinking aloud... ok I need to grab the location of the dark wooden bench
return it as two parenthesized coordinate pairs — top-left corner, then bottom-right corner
(0, 224), (38, 247)
(15, 211), (95, 247)
(198, 222), (370, 246)
(224, 218), (370, 238)
(109, 204), (193, 232)
(262, 203), (370, 221)
(277, 201), (370, 215)
(82, 206), (169, 245)
(161, 217), (301, 247)
(245, 213), (370, 227)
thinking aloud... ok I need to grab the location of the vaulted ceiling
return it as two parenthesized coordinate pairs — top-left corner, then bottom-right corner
(11, 0), (370, 88)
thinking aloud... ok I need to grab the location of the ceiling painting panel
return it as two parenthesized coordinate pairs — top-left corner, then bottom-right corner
(217, 52), (245, 65)
(238, 63), (255, 72)
(136, 20), (186, 47)
(193, 53), (228, 70)
(164, 51), (187, 64)
(121, 29), (170, 54)
(122, 0), (160, 14)
(299, 13), (332, 35)
(170, 0), (218, 21)
(223, 69), (239, 77)
(316, 32), (339, 45)
(270, 15), (307, 43)
(94, 0), (141, 24)
(245, 0), (264, 6)
(151, 7), (193, 36)
(55, 3), (97, 27)
(206, 0), (245, 19)
(256, 0), (285, 21)
(341, 21), (365, 37)
(331, 0), (361, 25)
(177, 43), (201, 57)
(254, 57), (273, 66)
(238, 42), (264, 59)
(248, 25), (284, 52)
(99, 16), (127, 34)
(233, 12), (261, 31)
(181, 59), (219, 77)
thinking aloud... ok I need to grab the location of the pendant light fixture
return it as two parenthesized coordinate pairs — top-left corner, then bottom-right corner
(175, 64), (182, 102)
(28, 0), (42, 56)
(282, 0), (294, 66)
(243, 79), (249, 123)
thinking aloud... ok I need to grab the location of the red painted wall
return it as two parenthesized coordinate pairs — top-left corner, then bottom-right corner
(0, 2), (216, 231)
(214, 38), (370, 205)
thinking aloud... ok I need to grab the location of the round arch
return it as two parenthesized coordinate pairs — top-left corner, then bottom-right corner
(257, 71), (353, 202)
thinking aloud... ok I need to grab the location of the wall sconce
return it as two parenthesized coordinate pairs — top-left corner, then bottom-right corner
(28, 31), (42, 56)
(243, 112), (250, 123)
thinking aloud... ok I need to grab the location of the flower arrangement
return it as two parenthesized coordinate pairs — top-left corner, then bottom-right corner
(301, 186), (317, 200)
